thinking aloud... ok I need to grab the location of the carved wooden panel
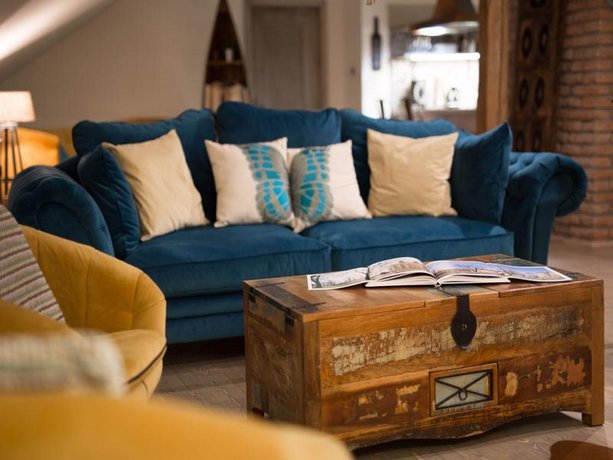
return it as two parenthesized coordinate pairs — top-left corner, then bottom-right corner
(509, 0), (563, 152)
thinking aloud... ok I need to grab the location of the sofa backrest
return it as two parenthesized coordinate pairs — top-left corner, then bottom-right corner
(216, 101), (341, 147)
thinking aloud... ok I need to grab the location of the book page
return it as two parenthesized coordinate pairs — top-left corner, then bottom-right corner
(365, 274), (437, 287)
(487, 264), (572, 282)
(426, 260), (506, 282)
(426, 260), (572, 283)
(307, 268), (369, 290)
(367, 257), (431, 281)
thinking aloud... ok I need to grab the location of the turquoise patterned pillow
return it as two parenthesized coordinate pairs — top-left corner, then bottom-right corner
(206, 138), (294, 227)
(289, 141), (370, 232)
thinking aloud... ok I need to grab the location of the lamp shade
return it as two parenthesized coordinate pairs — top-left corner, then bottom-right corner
(0, 91), (35, 124)
(411, 0), (479, 36)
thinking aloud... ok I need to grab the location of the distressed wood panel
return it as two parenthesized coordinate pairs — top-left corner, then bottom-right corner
(303, 322), (322, 428)
(319, 298), (590, 387)
(336, 391), (592, 449)
(321, 371), (430, 429)
(245, 313), (303, 423)
(585, 285), (605, 425)
(499, 347), (592, 404)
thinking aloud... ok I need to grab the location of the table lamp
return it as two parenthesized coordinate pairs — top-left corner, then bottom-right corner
(0, 91), (35, 199)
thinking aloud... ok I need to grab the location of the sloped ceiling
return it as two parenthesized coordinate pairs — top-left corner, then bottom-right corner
(0, 0), (113, 82)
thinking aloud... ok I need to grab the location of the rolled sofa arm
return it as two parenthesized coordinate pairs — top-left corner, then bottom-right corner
(9, 164), (114, 256)
(501, 152), (587, 264)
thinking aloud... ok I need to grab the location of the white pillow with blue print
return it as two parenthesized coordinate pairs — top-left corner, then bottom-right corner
(206, 137), (294, 227)
(288, 140), (371, 233)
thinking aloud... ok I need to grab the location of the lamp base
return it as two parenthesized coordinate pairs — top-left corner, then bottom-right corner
(0, 125), (24, 201)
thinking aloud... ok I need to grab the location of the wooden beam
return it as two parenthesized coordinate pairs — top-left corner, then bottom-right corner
(477, 0), (510, 133)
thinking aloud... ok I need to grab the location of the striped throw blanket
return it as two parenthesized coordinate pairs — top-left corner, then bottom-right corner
(0, 205), (64, 321)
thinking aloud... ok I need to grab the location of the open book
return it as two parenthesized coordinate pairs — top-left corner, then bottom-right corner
(306, 257), (572, 290)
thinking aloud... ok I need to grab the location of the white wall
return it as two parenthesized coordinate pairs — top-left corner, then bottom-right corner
(361, 0), (392, 118)
(0, 0), (362, 129)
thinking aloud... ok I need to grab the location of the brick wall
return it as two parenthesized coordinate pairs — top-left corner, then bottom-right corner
(554, 0), (613, 242)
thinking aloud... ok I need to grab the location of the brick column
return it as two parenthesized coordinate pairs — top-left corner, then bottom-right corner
(554, 0), (613, 243)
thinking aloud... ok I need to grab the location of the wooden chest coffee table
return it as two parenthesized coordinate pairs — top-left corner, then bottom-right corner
(243, 255), (604, 448)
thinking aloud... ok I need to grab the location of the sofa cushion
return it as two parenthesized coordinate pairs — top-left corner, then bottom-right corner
(216, 102), (341, 147)
(167, 311), (244, 344)
(302, 216), (514, 270)
(451, 123), (512, 225)
(72, 109), (218, 221)
(340, 109), (457, 202)
(78, 145), (140, 259)
(124, 224), (331, 297)
(166, 293), (244, 320)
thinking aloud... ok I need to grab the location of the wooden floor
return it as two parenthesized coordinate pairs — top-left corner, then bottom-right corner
(157, 239), (613, 459)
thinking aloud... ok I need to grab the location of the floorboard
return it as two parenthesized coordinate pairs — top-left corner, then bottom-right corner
(157, 239), (613, 459)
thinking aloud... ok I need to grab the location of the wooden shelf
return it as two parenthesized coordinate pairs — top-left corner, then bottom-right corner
(204, 0), (247, 86)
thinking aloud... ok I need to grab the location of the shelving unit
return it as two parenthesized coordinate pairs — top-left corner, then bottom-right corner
(203, 0), (249, 111)
(406, 52), (480, 62)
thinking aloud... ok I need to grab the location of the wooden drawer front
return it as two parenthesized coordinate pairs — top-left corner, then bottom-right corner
(431, 364), (498, 415)
(320, 371), (431, 432)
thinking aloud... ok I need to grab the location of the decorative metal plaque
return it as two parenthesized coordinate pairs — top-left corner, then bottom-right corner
(431, 364), (497, 415)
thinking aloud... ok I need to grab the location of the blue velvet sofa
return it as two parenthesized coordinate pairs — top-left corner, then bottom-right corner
(9, 102), (587, 344)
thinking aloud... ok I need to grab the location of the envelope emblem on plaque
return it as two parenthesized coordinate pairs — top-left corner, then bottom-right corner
(431, 364), (497, 414)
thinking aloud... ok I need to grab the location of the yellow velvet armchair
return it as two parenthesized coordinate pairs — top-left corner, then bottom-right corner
(0, 393), (353, 460)
(2, 226), (167, 398)
(0, 227), (353, 459)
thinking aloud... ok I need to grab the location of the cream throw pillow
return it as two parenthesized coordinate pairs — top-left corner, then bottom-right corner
(206, 138), (294, 228)
(0, 334), (124, 395)
(103, 129), (208, 241)
(367, 129), (459, 217)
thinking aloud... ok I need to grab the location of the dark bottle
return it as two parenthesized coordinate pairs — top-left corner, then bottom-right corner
(371, 16), (381, 71)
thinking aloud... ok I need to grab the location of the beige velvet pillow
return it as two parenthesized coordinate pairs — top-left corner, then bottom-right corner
(367, 129), (459, 217)
(104, 130), (208, 241)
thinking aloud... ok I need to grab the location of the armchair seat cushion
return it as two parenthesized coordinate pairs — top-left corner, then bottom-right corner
(125, 224), (331, 298)
(302, 216), (514, 270)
